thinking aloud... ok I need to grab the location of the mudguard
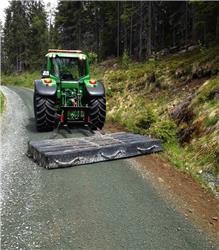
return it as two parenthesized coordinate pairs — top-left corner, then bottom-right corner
(34, 80), (57, 96)
(85, 81), (105, 97)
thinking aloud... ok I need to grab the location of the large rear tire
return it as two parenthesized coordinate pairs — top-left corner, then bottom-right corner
(89, 97), (106, 130)
(34, 93), (56, 132)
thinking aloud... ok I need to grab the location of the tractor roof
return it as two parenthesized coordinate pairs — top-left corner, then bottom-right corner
(46, 49), (87, 59)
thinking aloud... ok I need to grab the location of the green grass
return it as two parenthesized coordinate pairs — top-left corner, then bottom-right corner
(205, 115), (219, 127)
(102, 45), (219, 184)
(2, 71), (40, 88)
(0, 91), (6, 114)
(195, 77), (219, 103)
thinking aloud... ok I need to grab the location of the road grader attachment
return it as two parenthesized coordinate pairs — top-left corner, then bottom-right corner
(28, 132), (162, 169)
(29, 49), (163, 169)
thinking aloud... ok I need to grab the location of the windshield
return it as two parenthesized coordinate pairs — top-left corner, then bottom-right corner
(51, 57), (86, 80)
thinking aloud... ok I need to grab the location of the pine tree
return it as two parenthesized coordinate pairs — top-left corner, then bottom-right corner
(27, 1), (48, 70)
(3, 1), (29, 73)
(3, 0), (49, 73)
(2, 0), (219, 73)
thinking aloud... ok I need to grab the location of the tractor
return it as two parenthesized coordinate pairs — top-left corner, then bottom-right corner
(29, 49), (162, 169)
(33, 49), (106, 131)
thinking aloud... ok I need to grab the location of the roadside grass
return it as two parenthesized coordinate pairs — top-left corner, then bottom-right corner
(0, 91), (6, 114)
(100, 45), (219, 188)
(2, 71), (39, 89)
(90, 64), (105, 80)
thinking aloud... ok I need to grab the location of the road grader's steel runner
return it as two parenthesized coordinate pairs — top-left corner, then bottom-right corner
(27, 132), (163, 169)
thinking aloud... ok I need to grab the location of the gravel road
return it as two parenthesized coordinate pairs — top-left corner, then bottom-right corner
(0, 86), (217, 249)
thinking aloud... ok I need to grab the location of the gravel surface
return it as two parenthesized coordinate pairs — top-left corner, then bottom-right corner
(0, 86), (218, 249)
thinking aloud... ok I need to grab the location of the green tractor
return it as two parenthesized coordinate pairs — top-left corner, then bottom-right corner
(33, 49), (106, 131)
(29, 49), (163, 169)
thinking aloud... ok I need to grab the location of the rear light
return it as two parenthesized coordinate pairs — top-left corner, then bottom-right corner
(89, 79), (96, 85)
(44, 79), (52, 84)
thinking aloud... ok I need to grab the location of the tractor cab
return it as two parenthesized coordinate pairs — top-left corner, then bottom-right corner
(45, 49), (90, 81)
(34, 49), (106, 132)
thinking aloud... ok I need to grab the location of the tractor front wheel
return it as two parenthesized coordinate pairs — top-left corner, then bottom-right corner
(89, 97), (106, 130)
(34, 93), (56, 132)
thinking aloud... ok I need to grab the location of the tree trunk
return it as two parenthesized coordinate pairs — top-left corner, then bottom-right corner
(216, 10), (219, 41)
(185, 1), (188, 45)
(129, 2), (133, 56)
(117, 1), (120, 57)
(139, 1), (143, 59)
(147, 1), (152, 57)
(78, 19), (81, 49)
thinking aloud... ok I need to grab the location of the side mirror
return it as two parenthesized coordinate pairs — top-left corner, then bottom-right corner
(42, 70), (50, 78)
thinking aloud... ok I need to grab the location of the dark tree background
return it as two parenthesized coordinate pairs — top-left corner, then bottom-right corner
(2, 0), (48, 73)
(1, 0), (219, 73)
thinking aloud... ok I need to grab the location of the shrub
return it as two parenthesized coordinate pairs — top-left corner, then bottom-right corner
(88, 52), (98, 64)
(121, 50), (130, 69)
(135, 107), (157, 130)
(149, 119), (177, 143)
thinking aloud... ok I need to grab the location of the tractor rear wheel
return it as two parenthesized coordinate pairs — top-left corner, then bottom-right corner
(34, 93), (56, 132)
(89, 97), (106, 130)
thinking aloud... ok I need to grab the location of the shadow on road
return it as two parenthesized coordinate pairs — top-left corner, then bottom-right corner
(26, 118), (37, 133)
(26, 116), (94, 140)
